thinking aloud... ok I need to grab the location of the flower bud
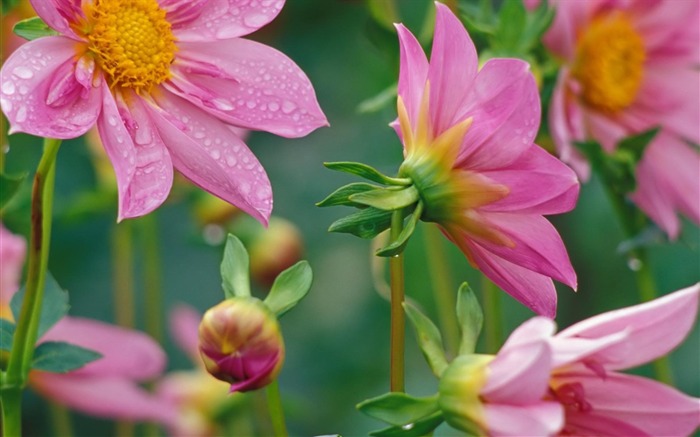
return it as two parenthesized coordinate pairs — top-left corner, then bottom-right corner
(198, 297), (284, 392)
(248, 217), (303, 287)
(438, 354), (493, 435)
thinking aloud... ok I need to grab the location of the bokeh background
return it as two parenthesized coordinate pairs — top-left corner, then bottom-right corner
(2, 0), (698, 436)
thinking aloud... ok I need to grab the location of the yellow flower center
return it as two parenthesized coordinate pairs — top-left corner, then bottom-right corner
(84, 0), (176, 91)
(573, 13), (645, 113)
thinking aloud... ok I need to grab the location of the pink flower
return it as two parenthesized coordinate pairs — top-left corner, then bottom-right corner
(543, 0), (700, 238)
(394, 2), (579, 317)
(0, 0), (327, 223)
(0, 222), (26, 303)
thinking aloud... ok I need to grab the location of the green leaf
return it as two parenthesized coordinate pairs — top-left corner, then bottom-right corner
(1, 319), (16, 351)
(357, 392), (440, 427)
(220, 234), (251, 298)
(328, 207), (394, 239)
(317, 182), (381, 208)
(324, 162), (410, 186)
(264, 261), (313, 318)
(617, 127), (659, 162)
(0, 172), (27, 211)
(11, 272), (70, 339)
(495, 0), (527, 51)
(2, 0), (21, 13)
(31, 341), (102, 373)
(13, 16), (58, 41)
(403, 301), (448, 377)
(376, 202), (422, 257)
(369, 412), (444, 437)
(350, 185), (419, 211)
(456, 283), (483, 355)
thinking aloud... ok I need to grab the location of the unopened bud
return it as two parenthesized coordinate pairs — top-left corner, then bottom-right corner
(198, 297), (284, 392)
(249, 217), (304, 287)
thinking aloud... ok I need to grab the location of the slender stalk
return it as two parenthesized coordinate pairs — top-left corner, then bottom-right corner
(423, 225), (459, 357)
(49, 401), (73, 437)
(265, 380), (288, 437)
(1, 138), (61, 436)
(389, 210), (405, 392)
(140, 213), (163, 343)
(480, 276), (503, 354)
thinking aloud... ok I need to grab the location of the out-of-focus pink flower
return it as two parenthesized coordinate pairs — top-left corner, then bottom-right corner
(0, 222), (26, 304)
(1, 0), (328, 223)
(394, 2), (579, 317)
(543, 0), (700, 238)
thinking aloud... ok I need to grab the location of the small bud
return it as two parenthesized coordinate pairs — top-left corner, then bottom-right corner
(198, 297), (284, 392)
(438, 354), (493, 435)
(249, 217), (303, 287)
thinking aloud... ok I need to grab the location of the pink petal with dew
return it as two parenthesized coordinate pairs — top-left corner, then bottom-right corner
(170, 304), (203, 360)
(554, 370), (700, 437)
(481, 144), (579, 215)
(549, 70), (590, 180)
(169, 39), (327, 138)
(394, 23), (428, 129)
(168, 0), (285, 40)
(97, 87), (174, 221)
(462, 239), (558, 317)
(556, 284), (700, 370)
(0, 223), (26, 302)
(40, 316), (166, 380)
(482, 317), (556, 405)
(146, 90), (273, 225)
(31, 373), (177, 425)
(476, 213), (577, 289)
(457, 60), (539, 170)
(427, 3), (478, 136)
(482, 401), (564, 437)
(1, 37), (102, 139)
(29, 0), (82, 40)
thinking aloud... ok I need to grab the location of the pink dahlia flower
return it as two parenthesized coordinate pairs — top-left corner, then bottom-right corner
(394, 2), (579, 317)
(544, 0), (700, 238)
(0, 0), (327, 223)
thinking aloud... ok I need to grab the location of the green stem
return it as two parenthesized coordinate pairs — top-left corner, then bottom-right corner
(140, 213), (163, 343)
(481, 276), (503, 354)
(1, 138), (61, 437)
(389, 210), (405, 392)
(423, 225), (459, 357)
(49, 401), (73, 437)
(265, 380), (288, 437)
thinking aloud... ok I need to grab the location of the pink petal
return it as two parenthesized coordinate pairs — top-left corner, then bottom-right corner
(169, 0), (285, 40)
(40, 316), (166, 380)
(146, 90), (273, 225)
(96, 88), (174, 221)
(581, 108), (628, 154)
(556, 284), (700, 370)
(541, 0), (600, 61)
(427, 3), (478, 136)
(457, 60), (540, 170)
(0, 222), (26, 302)
(169, 304), (202, 360)
(30, 373), (177, 425)
(481, 144), (580, 215)
(482, 317), (556, 405)
(483, 402), (564, 437)
(476, 213), (577, 289)
(1, 37), (102, 139)
(394, 23), (429, 128)
(29, 0), (82, 39)
(563, 410), (648, 436)
(632, 0), (699, 65)
(169, 39), (327, 138)
(550, 330), (628, 369)
(554, 370), (700, 437)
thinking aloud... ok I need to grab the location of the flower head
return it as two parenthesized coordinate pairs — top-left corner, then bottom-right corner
(543, 0), (700, 238)
(395, 2), (579, 317)
(1, 0), (328, 223)
(198, 297), (284, 392)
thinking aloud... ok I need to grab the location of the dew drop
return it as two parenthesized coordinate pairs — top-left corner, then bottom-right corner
(268, 102), (279, 112)
(2, 81), (15, 95)
(627, 257), (642, 272)
(12, 66), (33, 79)
(244, 13), (269, 28)
(210, 149), (221, 160)
(15, 106), (27, 123)
(108, 115), (118, 126)
(281, 100), (296, 114)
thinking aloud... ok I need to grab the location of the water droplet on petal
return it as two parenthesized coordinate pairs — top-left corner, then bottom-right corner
(281, 100), (296, 114)
(15, 106), (27, 123)
(210, 149), (221, 160)
(2, 81), (15, 95)
(12, 66), (33, 79)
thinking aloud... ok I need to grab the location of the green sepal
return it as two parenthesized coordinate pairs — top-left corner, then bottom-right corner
(13, 16), (58, 41)
(456, 283), (483, 355)
(403, 300), (448, 377)
(0, 319), (16, 351)
(220, 234), (251, 298)
(31, 341), (102, 373)
(317, 182), (381, 208)
(264, 261), (313, 318)
(349, 185), (419, 211)
(328, 207), (394, 239)
(369, 412), (444, 437)
(376, 202), (422, 257)
(0, 172), (27, 211)
(324, 162), (410, 186)
(11, 272), (69, 339)
(357, 392), (440, 427)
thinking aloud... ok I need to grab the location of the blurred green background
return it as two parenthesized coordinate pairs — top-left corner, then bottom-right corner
(2, 0), (698, 436)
